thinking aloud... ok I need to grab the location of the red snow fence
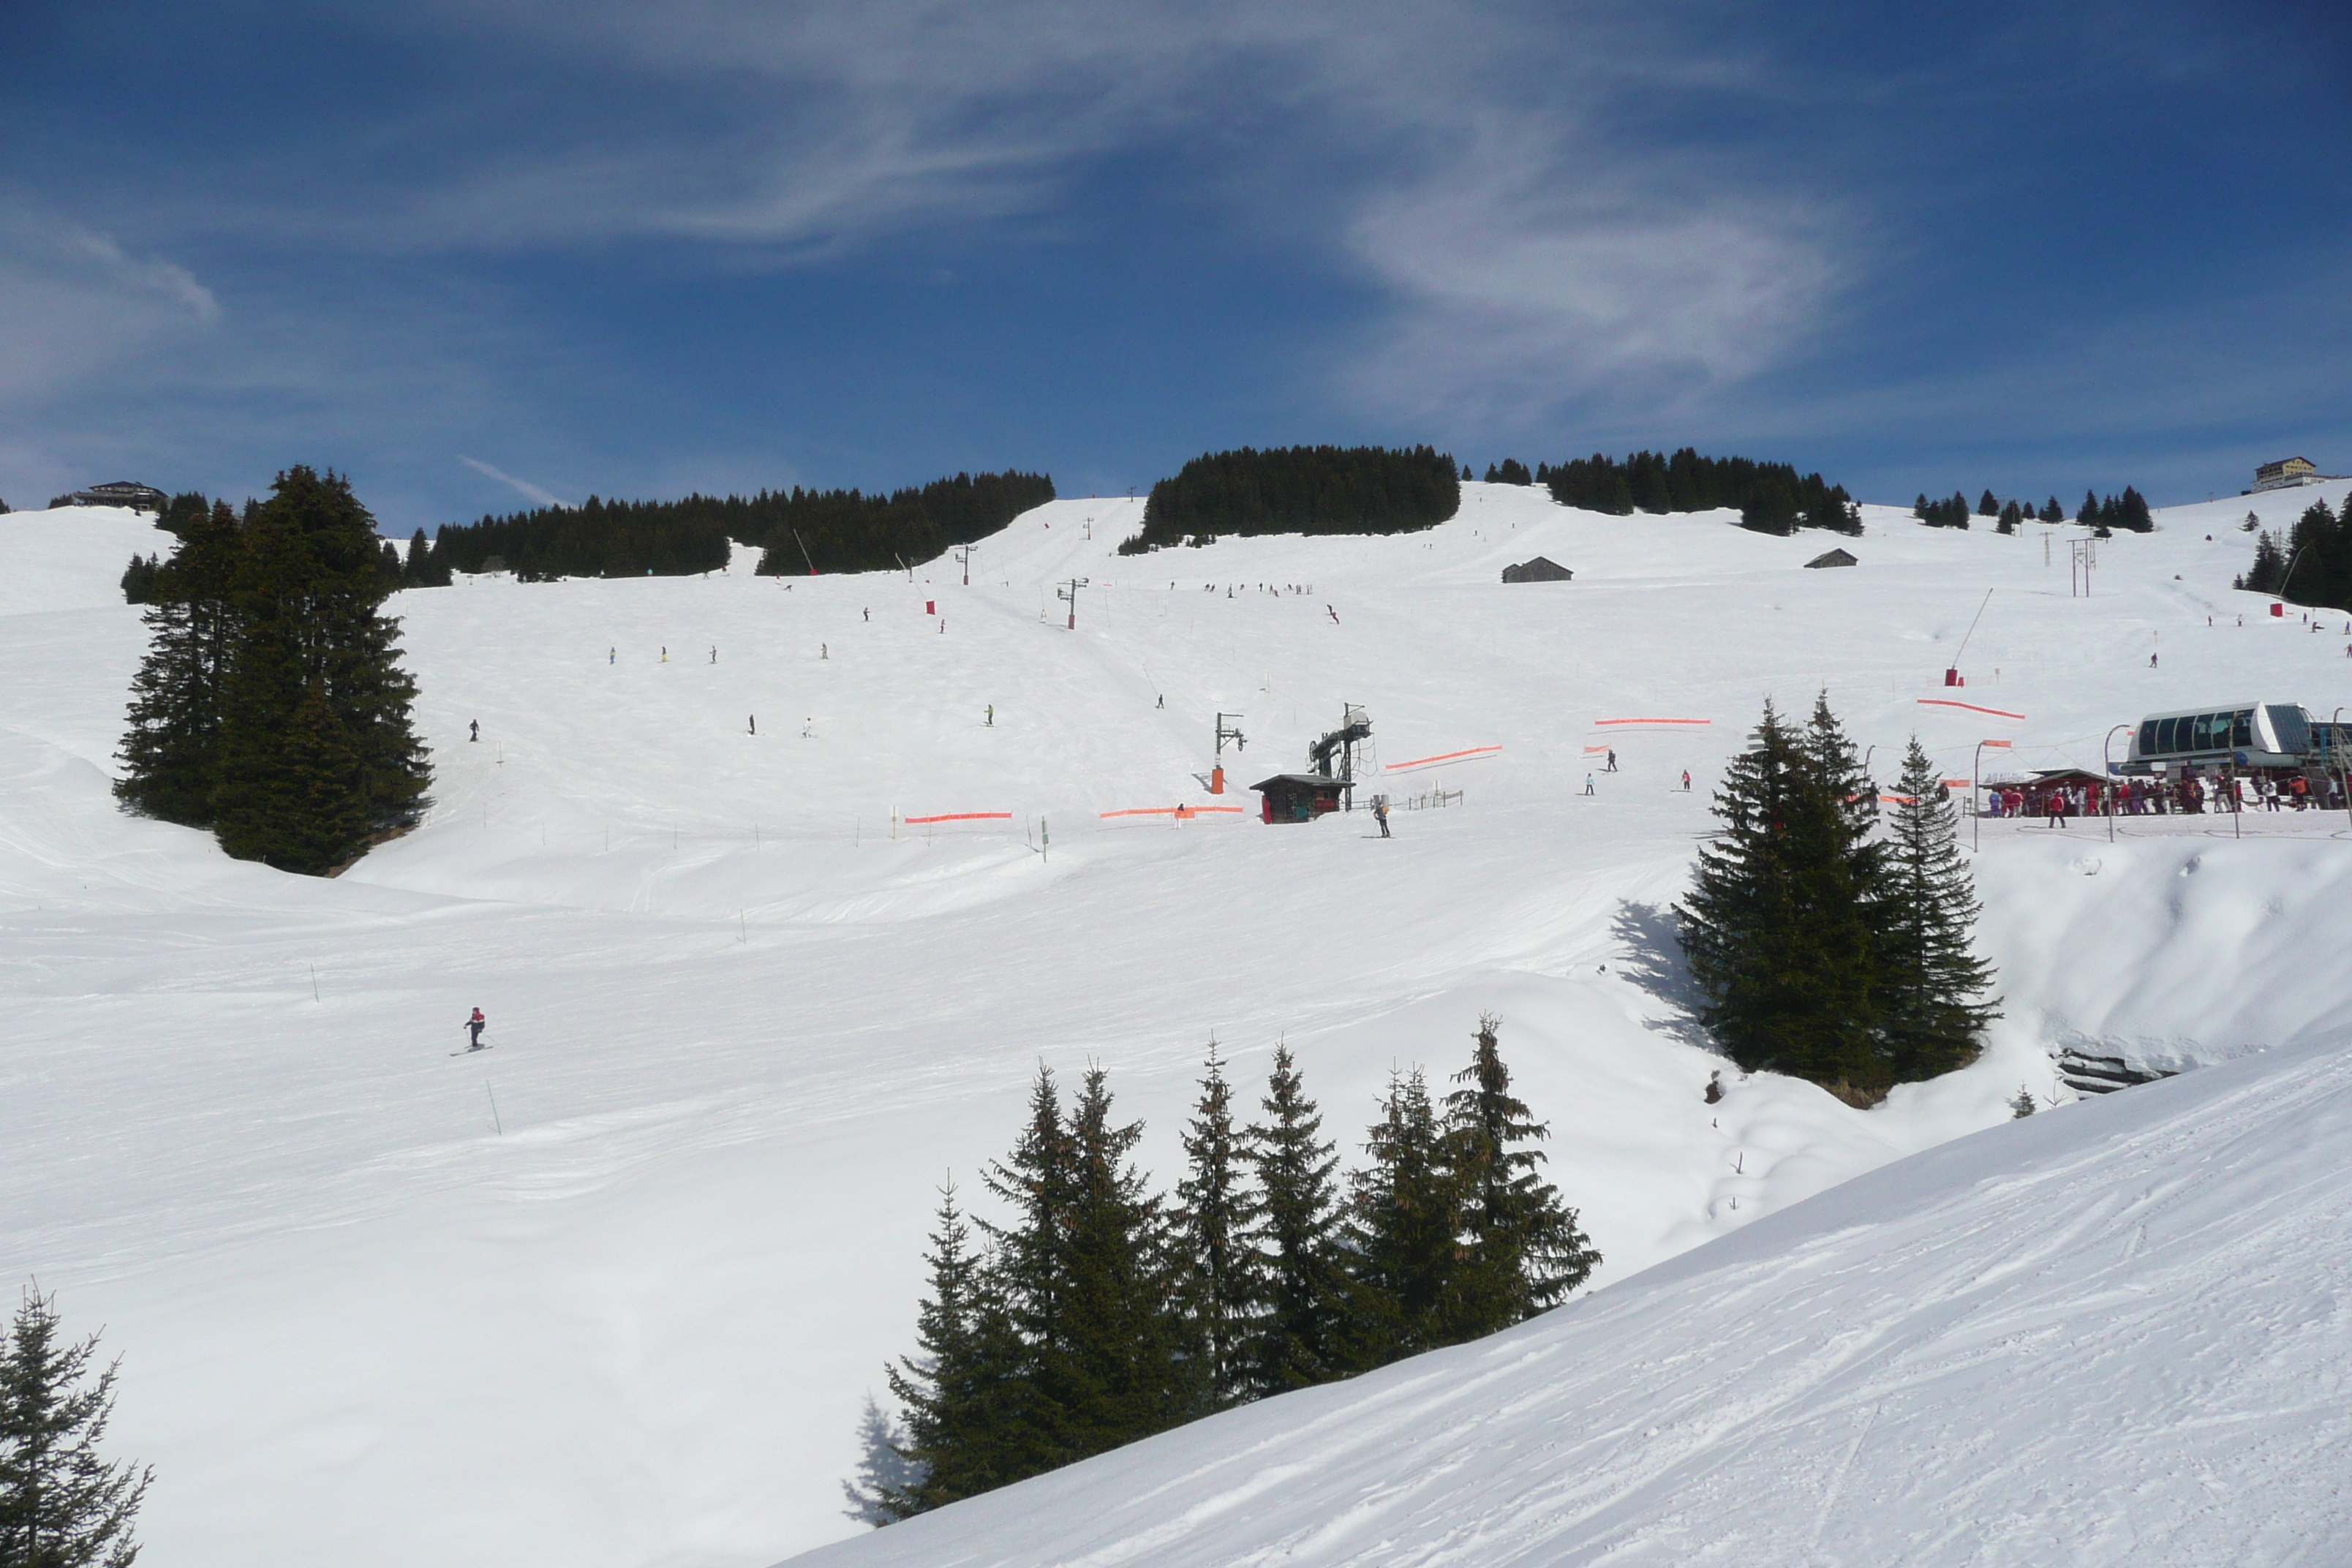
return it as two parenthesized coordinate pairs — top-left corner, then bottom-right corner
(1917, 698), (2025, 721)
(1098, 805), (1248, 821)
(1385, 744), (1502, 773)
(903, 811), (1014, 826)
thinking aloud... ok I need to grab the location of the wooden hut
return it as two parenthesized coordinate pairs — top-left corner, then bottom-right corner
(1253, 773), (1348, 823)
(1501, 557), (1572, 584)
(1803, 548), (1858, 569)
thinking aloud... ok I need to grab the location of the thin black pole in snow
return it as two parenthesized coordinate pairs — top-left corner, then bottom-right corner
(1952, 588), (1994, 669)
(486, 1083), (502, 1136)
(310, 962), (320, 1002)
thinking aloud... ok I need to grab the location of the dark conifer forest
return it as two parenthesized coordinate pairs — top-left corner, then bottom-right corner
(859, 1019), (1595, 1522)
(1538, 449), (1860, 536)
(2238, 494), (2352, 611)
(115, 468), (430, 875)
(415, 470), (1054, 583)
(1117, 445), (1461, 553)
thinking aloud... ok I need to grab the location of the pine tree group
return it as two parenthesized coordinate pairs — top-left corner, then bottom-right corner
(872, 1021), (1595, 1523)
(1677, 698), (1997, 1100)
(1917, 489), (2084, 531)
(2236, 494), (2352, 611)
(1541, 449), (1858, 535)
(114, 468), (430, 875)
(1120, 446), (1460, 553)
(0, 1286), (152, 1568)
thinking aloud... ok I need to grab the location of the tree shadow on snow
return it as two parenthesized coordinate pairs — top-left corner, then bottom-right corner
(1608, 900), (1715, 1052)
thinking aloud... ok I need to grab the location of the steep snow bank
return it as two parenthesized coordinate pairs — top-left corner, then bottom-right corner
(793, 1036), (2352, 1567)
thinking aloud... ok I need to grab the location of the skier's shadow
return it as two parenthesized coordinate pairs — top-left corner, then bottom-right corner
(1608, 901), (1712, 1049)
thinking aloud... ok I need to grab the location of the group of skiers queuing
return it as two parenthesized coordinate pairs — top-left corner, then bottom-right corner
(1984, 772), (2343, 823)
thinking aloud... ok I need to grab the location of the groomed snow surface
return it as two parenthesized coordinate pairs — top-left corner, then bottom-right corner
(798, 1036), (2352, 1568)
(2, 480), (2348, 1567)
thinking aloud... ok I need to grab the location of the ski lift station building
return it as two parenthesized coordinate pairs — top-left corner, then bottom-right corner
(1252, 773), (1348, 823)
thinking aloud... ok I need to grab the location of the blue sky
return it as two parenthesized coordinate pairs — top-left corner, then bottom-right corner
(3, 0), (2345, 532)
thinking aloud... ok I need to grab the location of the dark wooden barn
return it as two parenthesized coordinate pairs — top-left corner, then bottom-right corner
(1501, 557), (1572, 584)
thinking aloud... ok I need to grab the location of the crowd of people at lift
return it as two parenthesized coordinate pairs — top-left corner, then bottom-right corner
(1983, 770), (2345, 823)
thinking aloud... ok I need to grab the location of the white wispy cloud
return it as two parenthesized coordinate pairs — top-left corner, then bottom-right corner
(459, 454), (569, 508)
(0, 205), (224, 406)
(367, 0), (1841, 420)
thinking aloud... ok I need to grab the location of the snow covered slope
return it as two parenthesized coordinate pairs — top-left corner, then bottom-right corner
(2, 480), (2348, 1566)
(791, 1034), (2352, 1568)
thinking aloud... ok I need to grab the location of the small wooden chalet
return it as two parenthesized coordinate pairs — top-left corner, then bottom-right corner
(1501, 557), (1572, 584)
(1804, 547), (1858, 569)
(1253, 773), (1347, 823)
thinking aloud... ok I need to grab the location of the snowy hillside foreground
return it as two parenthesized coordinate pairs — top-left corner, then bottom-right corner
(795, 1036), (2352, 1568)
(1, 478), (2348, 1567)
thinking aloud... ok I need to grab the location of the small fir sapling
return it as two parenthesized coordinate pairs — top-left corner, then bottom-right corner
(2010, 1086), (2038, 1119)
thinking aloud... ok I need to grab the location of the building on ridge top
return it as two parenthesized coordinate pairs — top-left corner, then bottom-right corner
(2250, 457), (2337, 494)
(50, 481), (167, 514)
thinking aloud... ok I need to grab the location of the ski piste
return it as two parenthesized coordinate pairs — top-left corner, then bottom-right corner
(7, 480), (2351, 1567)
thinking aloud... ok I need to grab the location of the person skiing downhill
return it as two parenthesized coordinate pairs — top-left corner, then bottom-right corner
(464, 1008), (487, 1051)
(1681, 769), (1692, 791)
(1605, 748), (1618, 772)
(1583, 774), (1596, 796)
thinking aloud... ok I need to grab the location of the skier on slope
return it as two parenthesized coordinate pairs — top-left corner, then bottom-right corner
(464, 1007), (487, 1051)
(1583, 774), (1596, 796)
(1374, 796), (1391, 837)
(1605, 748), (1618, 772)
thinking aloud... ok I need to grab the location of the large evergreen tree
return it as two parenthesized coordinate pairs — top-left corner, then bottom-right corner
(1441, 1016), (1598, 1336)
(1243, 1047), (1351, 1393)
(114, 500), (244, 827)
(1054, 1068), (1191, 1453)
(1174, 1043), (1263, 1410)
(206, 468), (429, 873)
(0, 1287), (151, 1568)
(1678, 696), (1888, 1097)
(882, 1179), (1016, 1516)
(1875, 739), (2002, 1079)
(970, 1066), (1079, 1481)
(1341, 1068), (1458, 1365)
